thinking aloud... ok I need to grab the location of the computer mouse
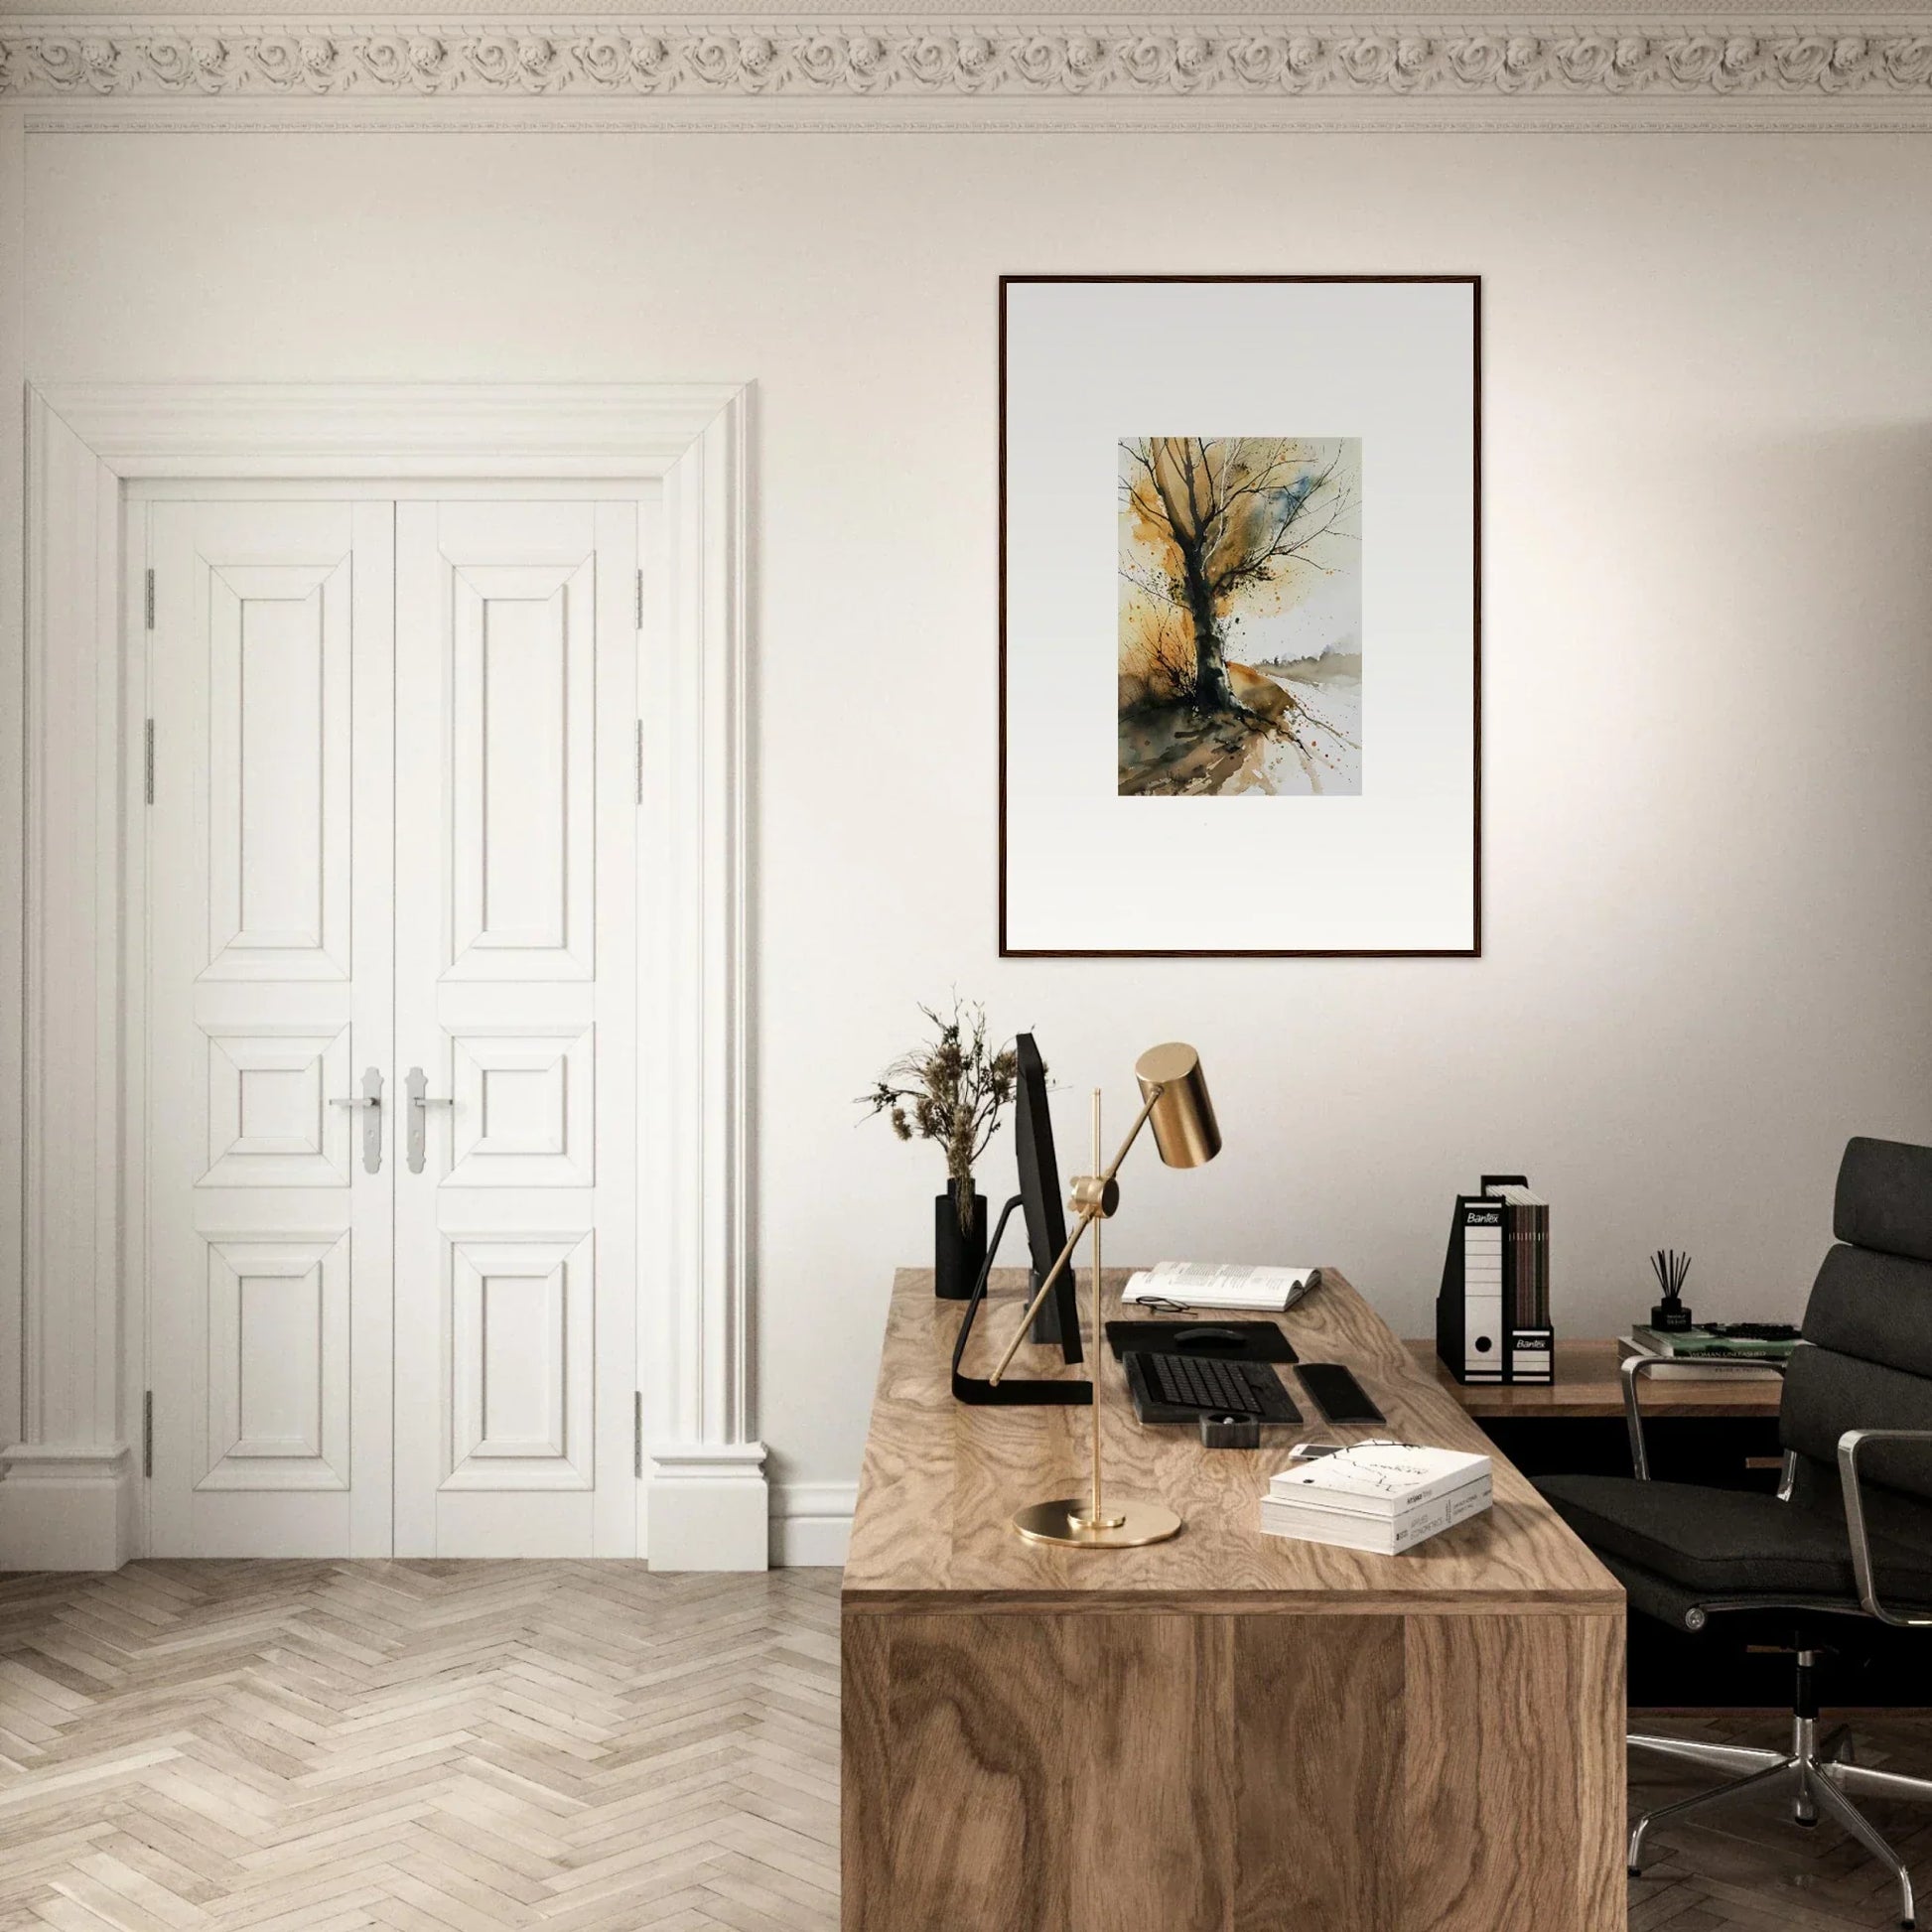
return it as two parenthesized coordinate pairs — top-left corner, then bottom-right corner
(1173, 1325), (1245, 1349)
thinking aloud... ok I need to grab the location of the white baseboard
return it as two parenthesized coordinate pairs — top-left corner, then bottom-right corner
(0, 1444), (136, 1571)
(770, 1480), (855, 1569)
(0, 1442), (851, 1573)
(645, 1441), (769, 1572)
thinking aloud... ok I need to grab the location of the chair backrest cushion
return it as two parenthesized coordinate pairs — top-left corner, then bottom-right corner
(1835, 1136), (1932, 1265)
(1783, 1140), (1932, 1513)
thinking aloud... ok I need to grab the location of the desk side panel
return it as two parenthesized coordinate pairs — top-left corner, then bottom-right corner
(843, 1609), (1071, 1931)
(1402, 1611), (1626, 1932)
(1232, 1613), (1406, 1929)
(841, 1604), (1622, 1932)
(1066, 1614), (1235, 1930)
(840, 1613), (892, 1931)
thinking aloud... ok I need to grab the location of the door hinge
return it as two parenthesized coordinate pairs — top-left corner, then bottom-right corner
(142, 1391), (153, 1478)
(144, 568), (155, 631)
(633, 1392), (643, 1479)
(634, 568), (644, 631)
(634, 720), (644, 805)
(144, 720), (155, 805)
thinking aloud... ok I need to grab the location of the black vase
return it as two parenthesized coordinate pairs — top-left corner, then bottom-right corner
(934, 1181), (988, 1300)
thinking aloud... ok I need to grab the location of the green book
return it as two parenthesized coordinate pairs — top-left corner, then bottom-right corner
(1631, 1325), (1797, 1360)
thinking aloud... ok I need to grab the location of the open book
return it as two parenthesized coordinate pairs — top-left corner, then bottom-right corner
(1121, 1261), (1317, 1312)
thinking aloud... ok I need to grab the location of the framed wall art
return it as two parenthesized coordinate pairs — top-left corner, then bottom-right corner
(999, 274), (1480, 957)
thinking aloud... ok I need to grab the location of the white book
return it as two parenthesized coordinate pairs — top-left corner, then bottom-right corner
(1268, 1443), (1491, 1516)
(1121, 1261), (1316, 1312)
(1260, 1476), (1492, 1556)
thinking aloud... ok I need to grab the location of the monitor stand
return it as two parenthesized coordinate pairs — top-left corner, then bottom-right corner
(951, 1196), (1092, 1407)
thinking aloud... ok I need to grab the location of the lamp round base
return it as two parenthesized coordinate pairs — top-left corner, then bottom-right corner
(1011, 1497), (1182, 1548)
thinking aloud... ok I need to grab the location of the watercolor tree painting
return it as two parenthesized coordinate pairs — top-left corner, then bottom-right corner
(1117, 436), (1362, 797)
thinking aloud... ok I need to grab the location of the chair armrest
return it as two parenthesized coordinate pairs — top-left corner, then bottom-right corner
(1837, 1429), (1932, 1627)
(1621, 1351), (1787, 1481)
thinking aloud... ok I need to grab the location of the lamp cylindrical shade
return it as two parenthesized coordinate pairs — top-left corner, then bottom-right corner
(1134, 1042), (1221, 1169)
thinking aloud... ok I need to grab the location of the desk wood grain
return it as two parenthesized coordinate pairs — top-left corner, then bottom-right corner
(841, 1269), (1626, 1932)
(843, 1268), (1622, 1615)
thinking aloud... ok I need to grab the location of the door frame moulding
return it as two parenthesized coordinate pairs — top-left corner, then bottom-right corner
(5, 381), (763, 1572)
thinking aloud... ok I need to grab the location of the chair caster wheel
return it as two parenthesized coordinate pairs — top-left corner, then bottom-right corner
(1795, 1816), (1818, 1829)
(1627, 1868), (1641, 1878)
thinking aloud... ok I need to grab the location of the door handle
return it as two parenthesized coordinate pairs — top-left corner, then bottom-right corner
(329, 1066), (385, 1174)
(405, 1065), (454, 1175)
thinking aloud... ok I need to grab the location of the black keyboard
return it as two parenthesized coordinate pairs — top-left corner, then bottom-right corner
(1126, 1351), (1302, 1424)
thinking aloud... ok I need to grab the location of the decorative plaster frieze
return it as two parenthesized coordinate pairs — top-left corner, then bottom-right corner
(4, 18), (1932, 109)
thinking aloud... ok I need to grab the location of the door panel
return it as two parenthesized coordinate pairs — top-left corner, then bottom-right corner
(147, 501), (395, 1557)
(201, 1233), (350, 1490)
(448, 1027), (595, 1187)
(393, 500), (637, 1557)
(449, 562), (596, 979)
(446, 1232), (594, 1489)
(203, 564), (352, 980)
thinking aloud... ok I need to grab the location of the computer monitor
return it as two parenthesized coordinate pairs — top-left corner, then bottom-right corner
(1013, 1034), (1083, 1363)
(948, 1032), (1090, 1405)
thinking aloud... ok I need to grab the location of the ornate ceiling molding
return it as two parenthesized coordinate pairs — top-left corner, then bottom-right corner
(5, 17), (1932, 122)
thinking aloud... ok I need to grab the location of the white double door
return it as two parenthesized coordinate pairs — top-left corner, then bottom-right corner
(145, 492), (640, 1558)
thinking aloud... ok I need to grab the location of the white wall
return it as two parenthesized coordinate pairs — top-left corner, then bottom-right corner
(21, 127), (1932, 1531)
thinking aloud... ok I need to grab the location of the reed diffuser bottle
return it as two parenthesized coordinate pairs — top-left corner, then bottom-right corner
(1650, 1249), (1694, 1331)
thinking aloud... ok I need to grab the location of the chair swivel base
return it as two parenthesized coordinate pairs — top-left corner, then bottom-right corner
(1629, 1711), (1930, 1930)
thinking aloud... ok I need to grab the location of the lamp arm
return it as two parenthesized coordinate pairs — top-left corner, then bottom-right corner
(986, 1206), (1097, 1388)
(987, 1084), (1166, 1387)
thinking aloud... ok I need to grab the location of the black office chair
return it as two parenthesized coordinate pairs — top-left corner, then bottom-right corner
(1537, 1136), (1932, 1930)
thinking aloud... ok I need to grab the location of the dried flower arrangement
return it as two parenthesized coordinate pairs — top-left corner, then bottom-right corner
(861, 999), (1021, 1232)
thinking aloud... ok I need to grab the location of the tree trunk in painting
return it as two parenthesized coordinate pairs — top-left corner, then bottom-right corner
(1180, 555), (1234, 714)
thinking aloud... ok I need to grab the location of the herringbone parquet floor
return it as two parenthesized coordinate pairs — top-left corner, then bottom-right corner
(0, 1563), (840, 1932)
(0, 1562), (1927, 1930)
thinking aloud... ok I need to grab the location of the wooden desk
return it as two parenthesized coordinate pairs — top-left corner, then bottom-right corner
(1409, 1336), (1784, 1420)
(843, 1269), (1625, 1932)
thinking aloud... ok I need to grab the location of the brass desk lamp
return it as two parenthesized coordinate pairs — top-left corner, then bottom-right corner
(988, 1041), (1221, 1548)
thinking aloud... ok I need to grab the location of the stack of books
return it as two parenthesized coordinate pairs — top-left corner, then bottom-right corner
(1259, 1443), (1492, 1556)
(1618, 1322), (1799, 1382)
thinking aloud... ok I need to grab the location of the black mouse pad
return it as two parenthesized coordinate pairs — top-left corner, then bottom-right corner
(1104, 1320), (1298, 1364)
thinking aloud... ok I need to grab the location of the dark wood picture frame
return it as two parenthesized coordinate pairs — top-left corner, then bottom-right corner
(997, 273), (1482, 959)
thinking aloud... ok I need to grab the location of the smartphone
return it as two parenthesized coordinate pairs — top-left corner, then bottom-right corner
(1297, 1363), (1385, 1426)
